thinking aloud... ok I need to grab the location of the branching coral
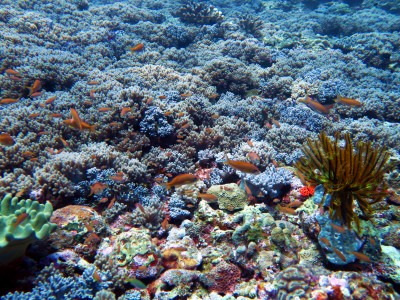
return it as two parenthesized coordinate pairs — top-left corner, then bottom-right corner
(294, 131), (394, 230)
(238, 14), (264, 38)
(174, 1), (224, 25)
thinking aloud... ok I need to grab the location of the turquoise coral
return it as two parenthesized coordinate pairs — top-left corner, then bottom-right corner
(0, 194), (57, 265)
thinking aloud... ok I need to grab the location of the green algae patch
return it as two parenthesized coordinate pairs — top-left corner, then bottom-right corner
(207, 183), (247, 212)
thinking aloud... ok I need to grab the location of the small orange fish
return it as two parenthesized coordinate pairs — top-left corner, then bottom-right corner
(30, 92), (43, 98)
(28, 113), (40, 119)
(83, 100), (93, 106)
(8, 75), (23, 81)
(333, 248), (346, 262)
(176, 139), (184, 143)
(121, 107), (132, 116)
(107, 196), (116, 209)
(0, 133), (15, 146)
(58, 137), (69, 148)
(159, 95), (167, 99)
(88, 80), (100, 85)
(197, 193), (218, 202)
(271, 118), (281, 128)
(164, 111), (173, 116)
(176, 112), (184, 117)
(205, 128), (213, 134)
(98, 197), (109, 204)
(13, 213), (29, 228)
(45, 96), (57, 104)
(130, 43), (144, 52)
(50, 113), (62, 118)
(247, 151), (260, 164)
(38, 131), (50, 136)
(145, 98), (153, 105)
(161, 215), (169, 230)
(89, 182), (107, 196)
(98, 107), (112, 112)
(331, 223), (346, 233)
(165, 174), (198, 190)
(181, 123), (191, 129)
(27, 79), (42, 96)
(320, 237), (331, 247)
(277, 205), (297, 215)
(335, 96), (362, 107)
(287, 200), (303, 208)
(136, 203), (145, 213)
(70, 108), (82, 130)
(109, 172), (126, 182)
(224, 155), (260, 174)
(211, 113), (220, 119)
(180, 93), (191, 98)
(22, 151), (35, 158)
(5, 69), (21, 77)
(93, 270), (102, 282)
(298, 96), (333, 115)
(80, 120), (96, 132)
(350, 251), (371, 263)
(90, 89), (96, 99)
(0, 98), (19, 104)
(247, 140), (254, 147)
(30, 157), (39, 162)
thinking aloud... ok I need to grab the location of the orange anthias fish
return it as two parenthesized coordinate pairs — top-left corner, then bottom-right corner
(0, 98), (19, 105)
(63, 108), (96, 132)
(298, 95), (334, 115)
(27, 79), (42, 96)
(45, 96), (57, 105)
(98, 107), (112, 112)
(13, 213), (29, 228)
(350, 251), (371, 263)
(0, 133), (15, 146)
(5, 69), (22, 77)
(334, 96), (363, 107)
(130, 43), (144, 52)
(121, 107), (132, 116)
(64, 108), (82, 130)
(197, 193), (218, 202)
(224, 155), (260, 174)
(165, 174), (198, 190)
(109, 172), (126, 182)
(89, 182), (107, 196)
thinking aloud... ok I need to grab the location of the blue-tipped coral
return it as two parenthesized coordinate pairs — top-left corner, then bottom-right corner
(0, 194), (57, 265)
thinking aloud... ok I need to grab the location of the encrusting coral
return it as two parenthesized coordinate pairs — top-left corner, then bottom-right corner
(294, 131), (394, 230)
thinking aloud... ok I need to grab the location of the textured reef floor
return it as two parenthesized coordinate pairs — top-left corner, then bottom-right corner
(0, 0), (400, 299)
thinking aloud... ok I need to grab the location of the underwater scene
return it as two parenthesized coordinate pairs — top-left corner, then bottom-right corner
(0, 0), (400, 299)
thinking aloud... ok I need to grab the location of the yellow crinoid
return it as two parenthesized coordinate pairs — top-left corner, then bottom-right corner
(294, 131), (394, 230)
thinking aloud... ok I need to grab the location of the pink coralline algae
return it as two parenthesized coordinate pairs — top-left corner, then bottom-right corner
(206, 261), (241, 294)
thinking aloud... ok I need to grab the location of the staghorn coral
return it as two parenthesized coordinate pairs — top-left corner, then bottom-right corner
(174, 1), (224, 25)
(294, 131), (394, 230)
(238, 14), (264, 38)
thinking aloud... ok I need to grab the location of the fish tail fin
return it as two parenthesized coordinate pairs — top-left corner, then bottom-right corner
(223, 153), (230, 164)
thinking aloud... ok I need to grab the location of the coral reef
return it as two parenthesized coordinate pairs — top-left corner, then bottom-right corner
(0, 0), (399, 297)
